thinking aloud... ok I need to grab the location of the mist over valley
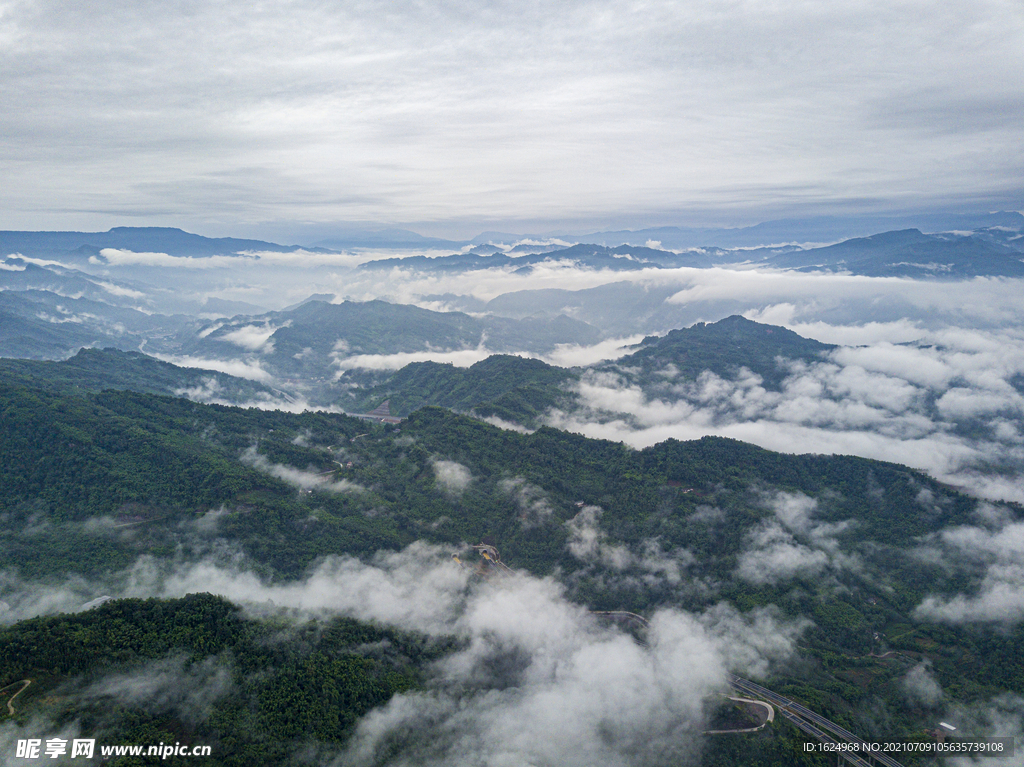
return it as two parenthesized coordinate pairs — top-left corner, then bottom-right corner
(3, 0), (1023, 759)
(4, 217), (1024, 765)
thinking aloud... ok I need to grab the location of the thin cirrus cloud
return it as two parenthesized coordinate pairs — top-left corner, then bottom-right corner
(0, 0), (1021, 233)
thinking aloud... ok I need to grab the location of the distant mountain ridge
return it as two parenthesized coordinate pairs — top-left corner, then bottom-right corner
(607, 314), (835, 389)
(0, 310), (835, 424)
(771, 228), (1024, 277)
(0, 226), (326, 261)
(350, 315), (832, 424)
(180, 299), (604, 394)
(0, 347), (283, 403)
(6, 218), (1022, 277)
(563, 211), (1024, 250)
(355, 243), (722, 273)
(355, 226), (1024, 279)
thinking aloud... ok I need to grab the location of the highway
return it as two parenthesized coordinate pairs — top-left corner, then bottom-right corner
(466, 544), (905, 766)
(730, 675), (905, 767)
(776, 707), (874, 767)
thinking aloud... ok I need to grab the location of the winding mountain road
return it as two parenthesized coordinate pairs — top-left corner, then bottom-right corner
(729, 675), (905, 767)
(1, 679), (31, 716)
(470, 544), (905, 766)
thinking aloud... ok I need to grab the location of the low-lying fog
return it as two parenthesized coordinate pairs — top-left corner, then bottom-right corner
(63, 248), (1024, 503)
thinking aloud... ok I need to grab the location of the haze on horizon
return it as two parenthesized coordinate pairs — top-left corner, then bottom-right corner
(1, 0), (1022, 242)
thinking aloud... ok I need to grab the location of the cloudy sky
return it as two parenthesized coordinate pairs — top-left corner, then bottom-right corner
(2, 0), (1022, 239)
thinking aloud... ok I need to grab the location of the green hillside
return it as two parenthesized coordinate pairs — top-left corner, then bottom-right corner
(0, 594), (442, 766)
(608, 314), (835, 389)
(350, 354), (577, 420)
(0, 348), (281, 402)
(2, 377), (1022, 764)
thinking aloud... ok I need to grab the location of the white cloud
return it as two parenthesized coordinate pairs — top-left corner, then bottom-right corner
(736, 521), (830, 585)
(154, 354), (275, 383)
(173, 375), (224, 402)
(565, 506), (690, 583)
(1, 537), (808, 766)
(236, 249), (369, 268)
(197, 321), (224, 339)
(535, 320), (1024, 504)
(831, 344), (955, 390)
(902, 662), (943, 706)
(499, 477), (555, 527)
(333, 347), (494, 372)
(432, 459), (472, 495)
(95, 249), (256, 268)
(541, 334), (646, 367)
(84, 655), (233, 726)
(479, 415), (534, 434)
(0, 570), (97, 625)
(240, 446), (364, 494)
(564, 505), (632, 569)
(338, 551), (804, 766)
(736, 492), (856, 586)
(914, 518), (1024, 623)
(331, 334), (653, 373)
(95, 280), (147, 299)
(1, 255), (68, 269)
(217, 321), (287, 352)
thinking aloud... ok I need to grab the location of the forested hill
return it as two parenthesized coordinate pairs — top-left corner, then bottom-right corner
(602, 314), (836, 389)
(347, 354), (577, 419)
(0, 593), (445, 766)
(0, 314), (837, 422)
(350, 315), (834, 421)
(0, 374), (992, 582)
(3, 377), (1024, 765)
(0, 347), (282, 402)
(183, 299), (603, 383)
(0, 226), (315, 260)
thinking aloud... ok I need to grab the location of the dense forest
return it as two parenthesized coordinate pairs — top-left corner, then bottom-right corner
(0, 594), (449, 766)
(2, 373), (1022, 764)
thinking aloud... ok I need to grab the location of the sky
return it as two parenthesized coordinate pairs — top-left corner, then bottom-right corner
(2, 0), (1022, 240)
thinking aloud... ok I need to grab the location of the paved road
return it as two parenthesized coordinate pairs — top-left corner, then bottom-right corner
(704, 696), (775, 735)
(470, 545), (902, 765)
(730, 675), (905, 767)
(777, 707), (875, 767)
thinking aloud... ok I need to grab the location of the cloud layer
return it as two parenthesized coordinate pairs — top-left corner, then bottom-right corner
(1, 542), (808, 765)
(915, 517), (1024, 624)
(543, 319), (1024, 503)
(2, 0), (1022, 232)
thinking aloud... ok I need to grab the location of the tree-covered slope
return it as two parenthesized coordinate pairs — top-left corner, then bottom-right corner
(0, 348), (281, 403)
(0, 379), (400, 577)
(0, 593), (443, 766)
(349, 354), (578, 419)
(3, 379), (1023, 765)
(339, 315), (834, 424)
(181, 299), (603, 384)
(606, 314), (835, 389)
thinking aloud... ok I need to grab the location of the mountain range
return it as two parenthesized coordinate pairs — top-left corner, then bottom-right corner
(3, 226), (1024, 764)
(1, 367), (1021, 764)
